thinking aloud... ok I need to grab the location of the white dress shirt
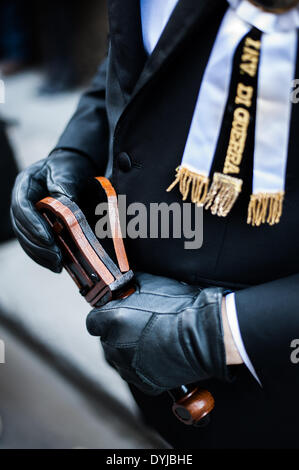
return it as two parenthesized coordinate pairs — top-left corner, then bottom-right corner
(140, 0), (261, 384)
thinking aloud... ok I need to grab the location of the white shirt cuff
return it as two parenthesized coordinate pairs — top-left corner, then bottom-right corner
(225, 293), (262, 387)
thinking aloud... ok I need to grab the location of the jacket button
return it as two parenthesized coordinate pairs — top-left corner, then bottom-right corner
(117, 152), (132, 172)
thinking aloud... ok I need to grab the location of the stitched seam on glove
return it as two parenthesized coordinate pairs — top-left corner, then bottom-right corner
(134, 314), (170, 389)
(178, 313), (201, 374)
(19, 170), (56, 245)
(47, 165), (72, 199)
(95, 305), (189, 315)
(138, 290), (199, 300)
(14, 169), (45, 232)
(101, 340), (138, 348)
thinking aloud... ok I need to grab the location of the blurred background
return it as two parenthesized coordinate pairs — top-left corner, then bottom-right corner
(0, 0), (166, 449)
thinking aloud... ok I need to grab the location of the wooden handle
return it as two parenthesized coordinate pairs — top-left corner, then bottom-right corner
(36, 190), (134, 307)
(170, 386), (215, 426)
(37, 177), (216, 426)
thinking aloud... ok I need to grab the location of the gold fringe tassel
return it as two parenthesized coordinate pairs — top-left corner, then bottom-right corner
(166, 167), (209, 206)
(204, 172), (243, 217)
(247, 192), (284, 226)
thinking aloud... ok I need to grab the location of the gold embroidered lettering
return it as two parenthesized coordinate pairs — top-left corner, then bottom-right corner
(244, 37), (261, 51)
(235, 83), (254, 107)
(223, 108), (250, 174)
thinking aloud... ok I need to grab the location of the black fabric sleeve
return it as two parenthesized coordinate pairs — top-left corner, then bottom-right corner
(53, 58), (109, 172)
(235, 273), (299, 394)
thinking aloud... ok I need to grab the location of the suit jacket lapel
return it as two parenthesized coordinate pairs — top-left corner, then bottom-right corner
(108, 0), (227, 99)
(132, 0), (225, 97)
(108, 0), (147, 97)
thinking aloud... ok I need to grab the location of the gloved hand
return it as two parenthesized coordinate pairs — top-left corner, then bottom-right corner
(86, 272), (230, 395)
(10, 149), (98, 273)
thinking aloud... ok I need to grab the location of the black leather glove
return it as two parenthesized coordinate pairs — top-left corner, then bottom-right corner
(86, 272), (230, 395)
(10, 149), (98, 273)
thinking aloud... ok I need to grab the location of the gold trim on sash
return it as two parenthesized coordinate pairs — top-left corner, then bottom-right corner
(166, 31), (286, 227)
(204, 172), (243, 217)
(247, 191), (284, 226)
(166, 167), (209, 205)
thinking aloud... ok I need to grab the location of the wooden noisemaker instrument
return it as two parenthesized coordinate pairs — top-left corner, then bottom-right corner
(36, 177), (215, 426)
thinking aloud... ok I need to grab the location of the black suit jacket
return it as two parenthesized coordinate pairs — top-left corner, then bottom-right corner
(54, 0), (299, 448)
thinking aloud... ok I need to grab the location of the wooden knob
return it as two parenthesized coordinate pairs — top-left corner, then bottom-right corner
(172, 387), (215, 426)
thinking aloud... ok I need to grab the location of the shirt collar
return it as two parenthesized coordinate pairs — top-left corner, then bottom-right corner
(227, 0), (299, 32)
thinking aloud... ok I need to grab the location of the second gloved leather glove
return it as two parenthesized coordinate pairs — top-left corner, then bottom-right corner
(86, 272), (231, 396)
(10, 149), (98, 273)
